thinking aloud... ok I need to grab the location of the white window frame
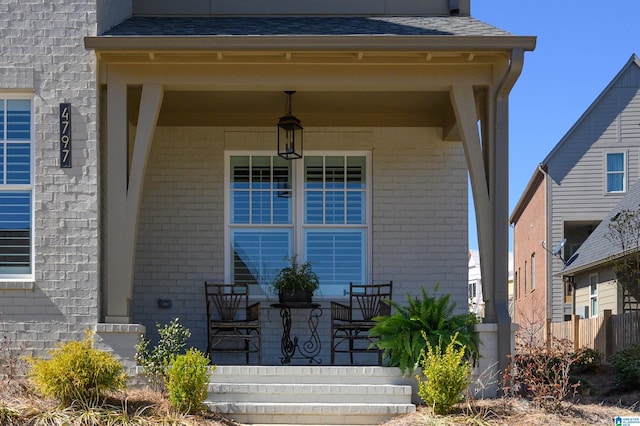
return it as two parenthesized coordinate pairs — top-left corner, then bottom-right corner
(224, 150), (372, 296)
(0, 95), (34, 281)
(605, 151), (626, 194)
(589, 273), (598, 318)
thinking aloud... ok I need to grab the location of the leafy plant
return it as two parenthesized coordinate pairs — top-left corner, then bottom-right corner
(167, 348), (212, 414)
(571, 347), (602, 374)
(417, 332), (472, 415)
(135, 318), (191, 390)
(610, 343), (640, 391)
(27, 330), (126, 406)
(270, 256), (320, 295)
(369, 286), (479, 375)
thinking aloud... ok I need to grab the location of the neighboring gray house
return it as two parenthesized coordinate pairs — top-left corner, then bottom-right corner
(562, 179), (640, 317)
(511, 54), (640, 323)
(0, 0), (534, 384)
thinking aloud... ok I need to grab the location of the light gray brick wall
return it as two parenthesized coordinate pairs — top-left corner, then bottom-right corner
(132, 126), (468, 364)
(0, 1), (99, 357)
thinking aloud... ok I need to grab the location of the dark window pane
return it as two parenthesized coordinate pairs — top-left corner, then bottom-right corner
(0, 191), (31, 274)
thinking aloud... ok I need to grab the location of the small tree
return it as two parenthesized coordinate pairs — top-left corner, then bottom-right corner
(135, 318), (191, 390)
(605, 208), (640, 311)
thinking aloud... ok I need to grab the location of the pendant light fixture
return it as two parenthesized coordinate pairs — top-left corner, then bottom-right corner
(277, 91), (303, 160)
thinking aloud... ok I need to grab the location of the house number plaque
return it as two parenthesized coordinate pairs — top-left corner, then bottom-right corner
(59, 103), (71, 168)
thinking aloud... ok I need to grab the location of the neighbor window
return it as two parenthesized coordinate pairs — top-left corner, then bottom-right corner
(531, 253), (536, 290)
(606, 152), (625, 193)
(589, 274), (598, 317)
(226, 152), (370, 296)
(0, 97), (32, 278)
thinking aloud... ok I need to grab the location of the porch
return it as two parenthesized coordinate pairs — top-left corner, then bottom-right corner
(85, 15), (533, 385)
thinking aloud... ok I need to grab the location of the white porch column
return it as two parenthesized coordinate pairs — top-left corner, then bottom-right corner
(105, 81), (164, 323)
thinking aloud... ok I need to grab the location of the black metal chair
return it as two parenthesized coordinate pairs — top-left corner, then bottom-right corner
(330, 281), (392, 365)
(205, 282), (261, 364)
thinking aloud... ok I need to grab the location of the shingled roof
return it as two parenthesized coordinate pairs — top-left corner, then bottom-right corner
(101, 16), (512, 37)
(563, 179), (640, 275)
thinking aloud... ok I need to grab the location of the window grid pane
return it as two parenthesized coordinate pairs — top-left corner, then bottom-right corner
(230, 155), (291, 225)
(306, 230), (365, 296)
(231, 229), (291, 293)
(6, 100), (31, 141)
(304, 155), (366, 225)
(606, 153), (625, 192)
(0, 191), (31, 274)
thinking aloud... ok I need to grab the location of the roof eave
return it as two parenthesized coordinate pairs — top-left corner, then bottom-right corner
(84, 35), (537, 52)
(510, 164), (547, 224)
(561, 252), (625, 276)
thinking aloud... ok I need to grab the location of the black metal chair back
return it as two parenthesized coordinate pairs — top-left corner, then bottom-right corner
(205, 282), (261, 364)
(331, 281), (392, 365)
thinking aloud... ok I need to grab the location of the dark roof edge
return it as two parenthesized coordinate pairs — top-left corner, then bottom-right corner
(542, 53), (640, 166)
(510, 164), (547, 224)
(560, 252), (625, 276)
(84, 35), (536, 51)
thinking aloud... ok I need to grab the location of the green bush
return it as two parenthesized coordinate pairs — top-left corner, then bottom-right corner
(571, 347), (602, 374)
(135, 318), (191, 389)
(417, 332), (471, 415)
(27, 331), (126, 406)
(369, 286), (479, 375)
(167, 349), (212, 414)
(610, 344), (640, 391)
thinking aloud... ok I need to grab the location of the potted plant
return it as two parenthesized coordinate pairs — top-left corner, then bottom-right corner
(271, 257), (320, 303)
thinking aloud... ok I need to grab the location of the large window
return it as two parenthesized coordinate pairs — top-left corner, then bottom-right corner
(226, 152), (370, 296)
(0, 98), (32, 278)
(606, 152), (625, 193)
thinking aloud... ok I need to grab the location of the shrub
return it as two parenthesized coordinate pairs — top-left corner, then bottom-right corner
(167, 349), (212, 414)
(135, 318), (191, 389)
(417, 332), (471, 415)
(369, 286), (479, 375)
(507, 337), (581, 411)
(571, 347), (602, 374)
(610, 343), (640, 391)
(27, 330), (126, 406)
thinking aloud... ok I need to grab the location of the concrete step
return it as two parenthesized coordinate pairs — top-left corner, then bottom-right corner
(205, 402), (416, 425)
(211, 365), (413, 384)
(205, 366), (416, 425)
(208, 383), (412, 403)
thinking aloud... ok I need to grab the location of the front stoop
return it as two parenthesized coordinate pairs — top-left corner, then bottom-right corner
(205, 366), (416, 425)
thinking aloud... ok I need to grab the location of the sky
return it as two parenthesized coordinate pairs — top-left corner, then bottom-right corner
(467, 1), (640, 251)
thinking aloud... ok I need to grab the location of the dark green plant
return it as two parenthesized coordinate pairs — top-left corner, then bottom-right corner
(571, 347), (602, 374)
(167, 348), (212, 414)
(27, 330), (126, 406)
(135, 318), (191, 390)
(417, 332), (472, 415)
(610, 343), (640, 391)
(368, 286), (479, 375)
(270, 256), (320, 295)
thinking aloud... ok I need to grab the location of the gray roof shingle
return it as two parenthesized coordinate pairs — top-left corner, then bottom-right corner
(101, 16), (512, 37)
(563, 180), (640, 275)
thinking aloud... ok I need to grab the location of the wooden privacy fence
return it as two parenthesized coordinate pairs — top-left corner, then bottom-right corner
(547, 310), (640, 361)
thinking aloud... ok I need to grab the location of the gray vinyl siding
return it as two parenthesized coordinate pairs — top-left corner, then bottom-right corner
(546, 62), (640, 322)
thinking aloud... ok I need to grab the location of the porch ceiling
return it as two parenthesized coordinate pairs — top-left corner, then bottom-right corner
(129, 89), (454, 127)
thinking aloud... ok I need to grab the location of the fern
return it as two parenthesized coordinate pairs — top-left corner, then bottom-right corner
(369, 286), (479, 375)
